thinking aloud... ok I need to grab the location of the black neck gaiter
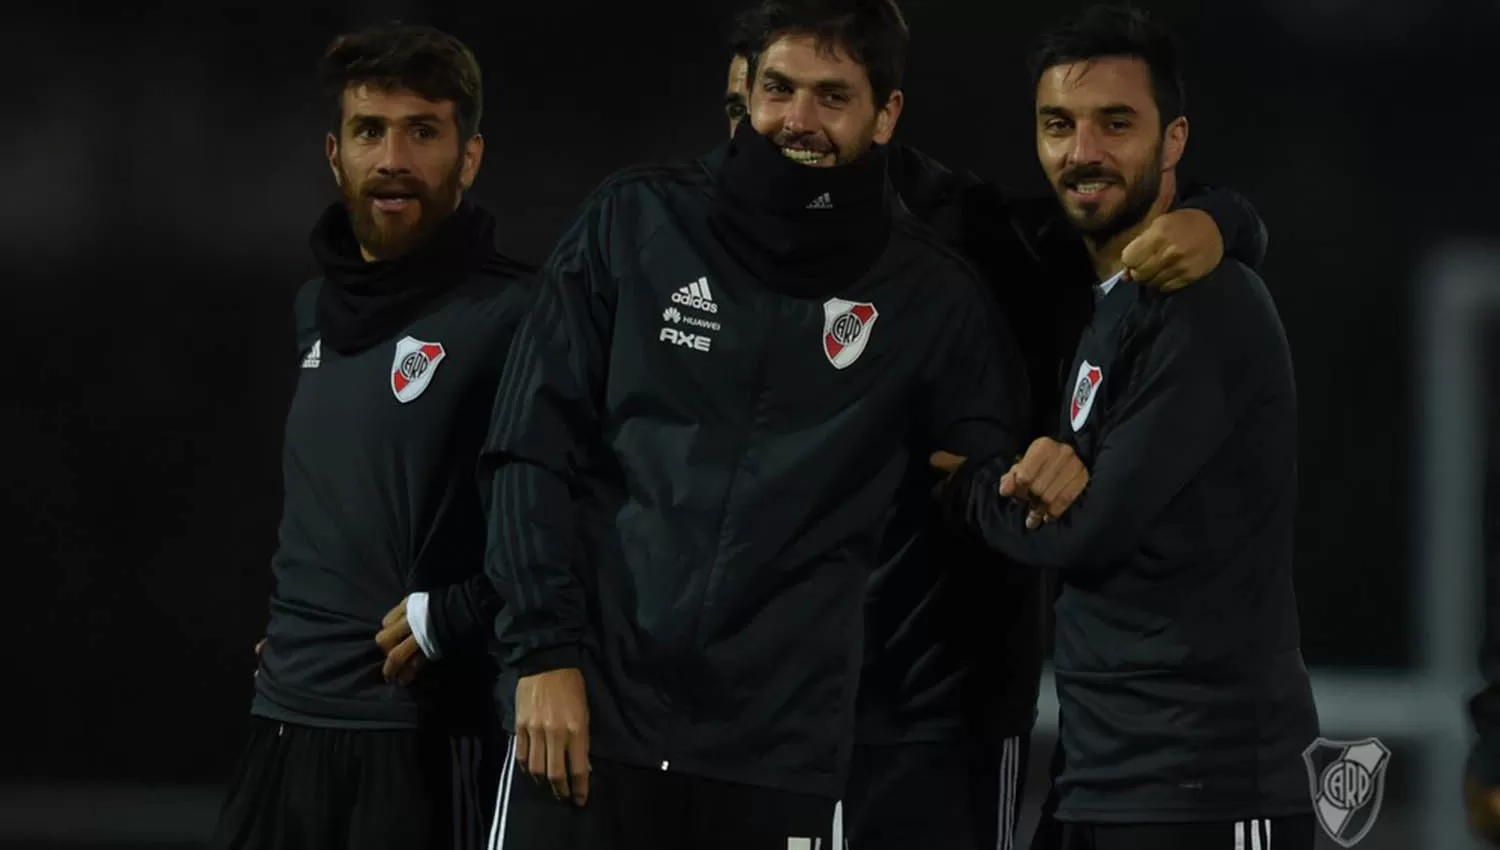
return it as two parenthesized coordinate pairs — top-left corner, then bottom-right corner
(309, 199), (497, 355)
(709, 120), (894, 297)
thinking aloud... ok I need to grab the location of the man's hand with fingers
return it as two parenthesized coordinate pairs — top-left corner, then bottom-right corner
(375, 596), (428, 686)
(515, 667), (591, 807)
(928, 442), (1089, 529)
(1000, 437), (1089, 528)
(1121, 208), (1224, 293)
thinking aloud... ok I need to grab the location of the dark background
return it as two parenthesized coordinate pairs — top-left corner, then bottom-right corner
(7, 0), (1497, 846)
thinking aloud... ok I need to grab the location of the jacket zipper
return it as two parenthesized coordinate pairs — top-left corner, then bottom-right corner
(662, 289), (777, 772)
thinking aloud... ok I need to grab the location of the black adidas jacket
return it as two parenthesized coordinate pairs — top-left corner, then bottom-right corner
(253, 259), (534, 732)
(945, 263), (1318, 821)
(481, 150), (1026, 797)
(859, 144), (1270, 744)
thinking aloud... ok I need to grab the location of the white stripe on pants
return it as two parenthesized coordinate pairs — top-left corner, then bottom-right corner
(487, 737), (519, 850)
(996, 736), (1022, 850)
(481, 748), (844, 850)
(1234, 818), (1272, 850)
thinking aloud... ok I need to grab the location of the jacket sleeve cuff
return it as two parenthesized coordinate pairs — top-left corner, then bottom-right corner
(428, 580), (490, 658)
(406, 592), (441, 661)
(516, 644), (582, 677)
(941, 451), (1009, 524)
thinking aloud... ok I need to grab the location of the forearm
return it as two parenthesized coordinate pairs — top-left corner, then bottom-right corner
(943, 454), (1117, 571)
(945, 378), (1228, 571)
(419, 572), (504, 661)
(1178, 183), (1268, 270)
(926, 280), (1030, 463)
(488, 459), (589, 675)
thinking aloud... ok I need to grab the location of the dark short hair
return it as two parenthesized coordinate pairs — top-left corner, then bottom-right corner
(320, 23), (483, 140)
(732, 0), (909, 105)
(1027, 4), (1185, 127)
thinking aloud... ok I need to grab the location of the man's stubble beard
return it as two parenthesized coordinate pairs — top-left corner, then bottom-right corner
(832, 120), (879, 165)
(337, 159), (463, 261)
(1061, 141), (1164, 246)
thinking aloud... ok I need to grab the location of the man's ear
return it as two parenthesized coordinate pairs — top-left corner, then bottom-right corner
(326, 132), (342, 187)
(1161, 115), (1188, 172)
(873, 89), (904, 145)
(460, 133), (484, 191)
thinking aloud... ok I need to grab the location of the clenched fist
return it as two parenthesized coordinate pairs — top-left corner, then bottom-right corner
(1000, 437), (1090, 529)
(1121, 208), (1223, 293)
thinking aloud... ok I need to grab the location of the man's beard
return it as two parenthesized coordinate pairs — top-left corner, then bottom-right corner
(337, 162), (462, 261)
(1055, 142), (1164, 245)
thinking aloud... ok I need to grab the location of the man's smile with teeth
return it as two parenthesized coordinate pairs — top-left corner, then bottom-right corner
(781, 146), (827, 164)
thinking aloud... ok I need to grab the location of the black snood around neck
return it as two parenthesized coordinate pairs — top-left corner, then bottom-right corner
(309, 199), (497, 355)
(709, 120), (894, 297)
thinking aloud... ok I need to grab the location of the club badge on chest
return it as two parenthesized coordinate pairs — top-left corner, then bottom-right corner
(391, 336), (447, 404)
(822, 298), (879, 370)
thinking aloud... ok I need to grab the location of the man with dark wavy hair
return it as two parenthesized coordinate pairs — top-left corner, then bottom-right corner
(480, 1), (1092, 848)
(209, 23), (534, 850)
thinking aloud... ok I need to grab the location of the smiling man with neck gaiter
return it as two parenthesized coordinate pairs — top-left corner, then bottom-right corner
(477, 3), (1078, 849)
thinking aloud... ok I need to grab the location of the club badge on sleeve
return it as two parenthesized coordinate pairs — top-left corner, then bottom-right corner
(391, 336), (447, 404)
(1070, 360), (1103, 432)
(822, 298), (878, 370)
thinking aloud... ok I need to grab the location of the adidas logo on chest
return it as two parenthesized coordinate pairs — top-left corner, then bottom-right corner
(671, 276), (719, 314)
